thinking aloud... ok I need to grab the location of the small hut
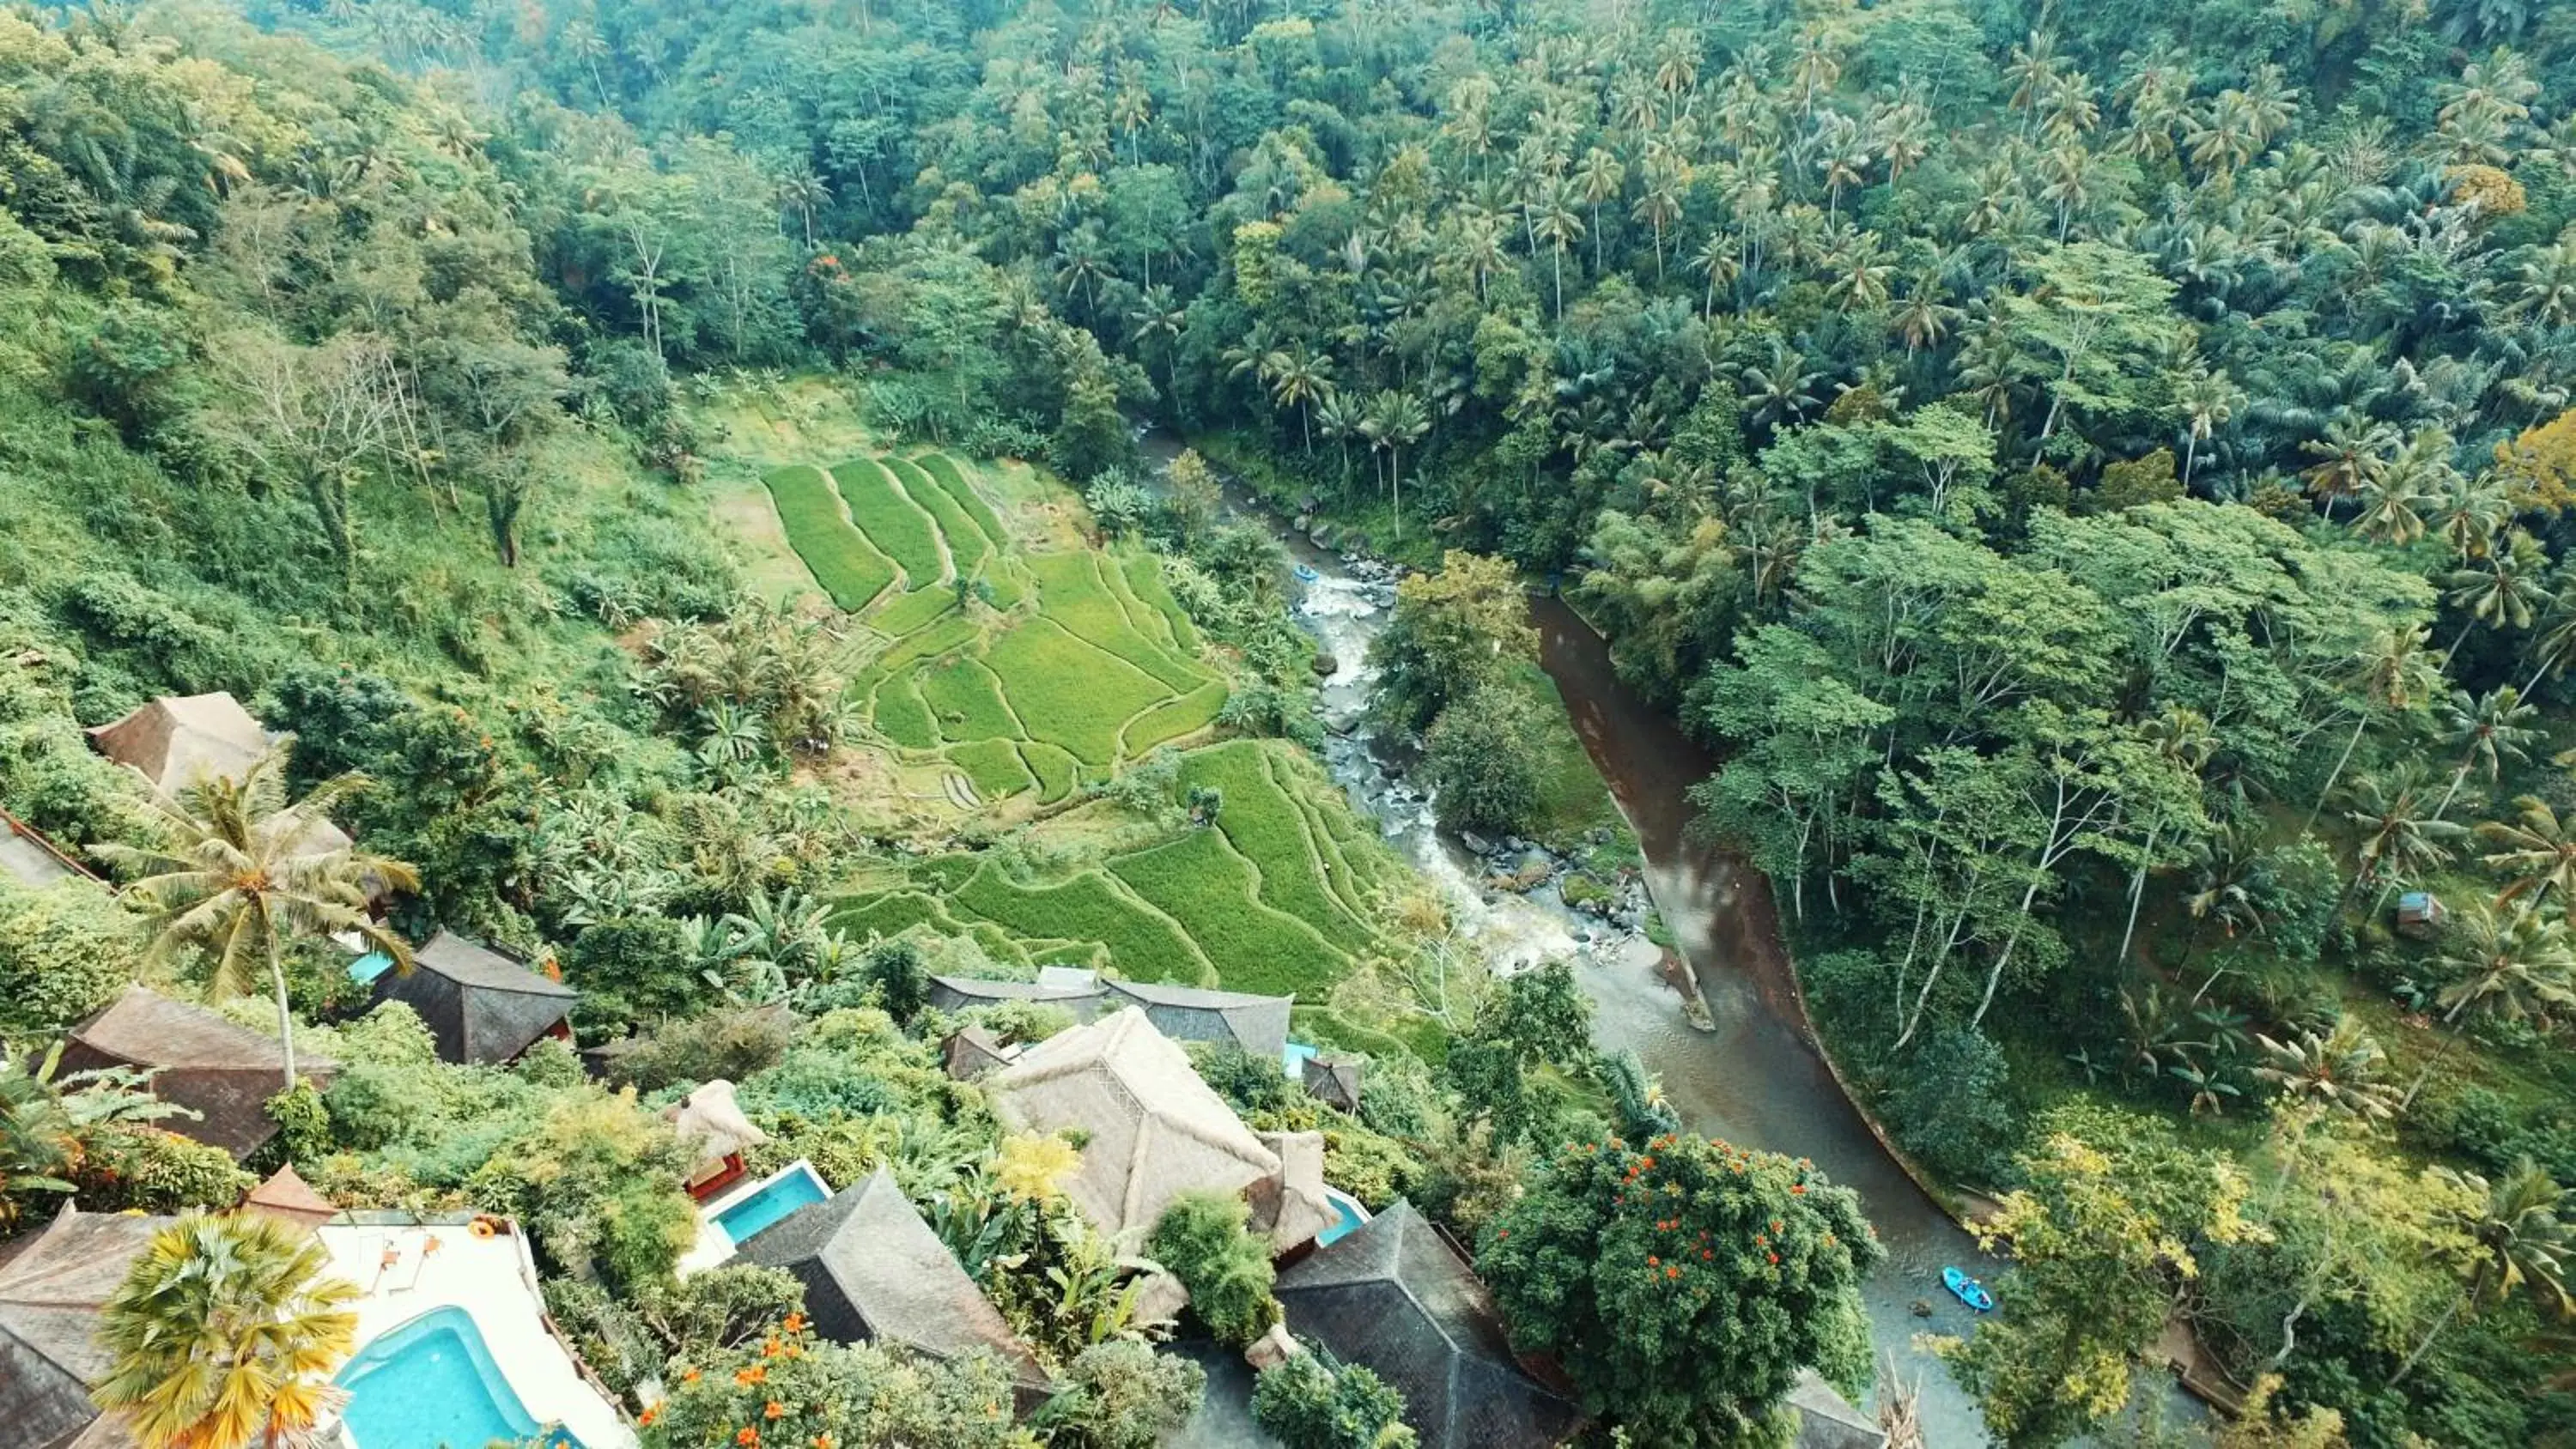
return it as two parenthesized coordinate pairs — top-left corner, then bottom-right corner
(374, 931), (576, 1065)
(985, 1007), (1279, 1238)
(2397, 891), (2448, 939)
(240, 1164), (339, 1234)
(58, 986), (335, 1161)
(1101, 979), (1293, 1060)
(940, 1024), (1019, 1081)
(737, 1167), (1054, 1410)
(1274, 1199), (1584, 1449)
(0, 1204), (178, 1449)
(1302, 1052), (1364, 1113)
(664, 1080), (767, 1202)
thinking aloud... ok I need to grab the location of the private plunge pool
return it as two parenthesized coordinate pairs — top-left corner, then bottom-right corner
(1318, 1187), (1371, 1248)
(337, 1306), (583, 1449)
(708, 1159), (831, 1249)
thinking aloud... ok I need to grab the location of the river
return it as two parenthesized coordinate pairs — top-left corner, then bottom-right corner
(1127, 429), (1998, 1441)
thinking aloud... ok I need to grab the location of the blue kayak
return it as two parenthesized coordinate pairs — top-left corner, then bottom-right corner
(1293, 564), (1320, 582)
(1942, 1266), (1996, 1313)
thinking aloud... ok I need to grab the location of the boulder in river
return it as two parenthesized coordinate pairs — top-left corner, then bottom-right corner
(1311, 651), (1338, 676)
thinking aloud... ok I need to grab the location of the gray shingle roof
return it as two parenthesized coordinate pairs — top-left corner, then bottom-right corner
(927, 975), (1104, 1015)
(374, 931), (576, 1064)
(58, 986), (335, 1161)
(1788, 1370), (1888, 1449)
(1099, 979), (1293, 1059)
(1275, 1200), (1583, 1449)
(737, 1168), (1050, 1404)
(0, 1207), (172, 1449)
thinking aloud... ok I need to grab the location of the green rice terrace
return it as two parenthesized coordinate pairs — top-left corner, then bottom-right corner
(758, 444), (1227, 814)
(710, 391), (1410, 1030)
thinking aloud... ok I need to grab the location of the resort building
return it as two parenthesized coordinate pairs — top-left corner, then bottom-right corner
(735, 1167), (1054, 1411)
(940, 1022), (1020, 1080)
(1273, 1200), (1585, 1449)
(85, 691), (279, 795)
(0, 1205), (173, 1449)
(986, 1007), (1284, 1240)
(371, 931), (578, 1065)
(1099, 979), (1293, 1060)
(928, 972), (1297, 1062)
(664, 1079), (767, 1202)
(58, 985), (335, 1161)
(1300, 1050), (1364, 1114)
(240, 1164), (340, 1234)
(319, 1218), (632, 1449)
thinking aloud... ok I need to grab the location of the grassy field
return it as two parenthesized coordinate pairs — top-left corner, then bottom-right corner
(830, 458), (947, 586)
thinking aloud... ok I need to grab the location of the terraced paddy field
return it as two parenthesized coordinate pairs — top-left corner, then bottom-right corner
(756, 442), (1230, 813)
(705, 381), (1407, 1026)
(832, 738), (1410, 1006)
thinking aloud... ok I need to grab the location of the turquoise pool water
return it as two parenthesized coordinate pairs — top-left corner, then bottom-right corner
(714, 1161), (829, 1246)
(1281, 1040), (1318, 1078)
(1317, 1188), (1370, 1247)
(348, 949), (394, 985)
(337, 1306), (580, 1449)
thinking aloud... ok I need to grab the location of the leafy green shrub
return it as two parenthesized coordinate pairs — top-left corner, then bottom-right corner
(1036, 1341), (1206, 1449)
(0, 878), (140, 1040)
(1147, 1191), (1279, 1348)
(610, 1007), (799, 1094)
(465, 1088), (700, 1293)
(764, 464), (896, 609)
(262, 1082), (332, 1165)
(1250, 1349), (1415, 1449)
(831, 459), (946, 585)
(76, 1127), (254, 1214)
(1882, 1022), (2019, 1186)
(1424, 685), (1547, 836)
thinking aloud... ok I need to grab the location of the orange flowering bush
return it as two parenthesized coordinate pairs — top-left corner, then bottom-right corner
(641, 1322), (1025, 1449)
(1476, 1135), (1882, 1446)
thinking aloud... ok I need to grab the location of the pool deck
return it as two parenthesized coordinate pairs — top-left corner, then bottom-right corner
(677, 1159), (830, 1276)
(320, 1223), (634, 1449)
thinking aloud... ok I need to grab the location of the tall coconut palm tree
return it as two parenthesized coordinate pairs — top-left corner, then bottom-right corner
(2433, 686), (2539, 819)
(2116, 705), (2215, 967)
(94, 751), (417, 1089)
(2404, 903), (2576, 1107)
(91, 1211), (361, 1449)
(2172, 366), (2244, 487)
(2444, 527), (2554, 662)
(2391, 1160), (2573, 1385)
(2303, 624), (2439, 834)
(1530, 179), (1585, 321)
(2341, 766), (2465, 902)
(2481, 795), (2576, 908)
(2255, 1018), (2400, 1126)
(2300, 415), (2398, 523)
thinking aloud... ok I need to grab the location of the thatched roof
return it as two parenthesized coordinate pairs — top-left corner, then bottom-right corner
(374, 931), (576, 1064)
(58, 986), (334, 1161)
(1248, 1130), (1335, 1253)
(1788, 1370), (1888, 1449)
(664, 1080), (767, 1171)
(1102, 979), (1293, 1060)
(0, 1205), (172, 1449)
(738, 1167), (1051, 1406)
(941, 1024), (1018, 1081)
(987, 1008), (1279, 1237)
(927, 974), (1104, 1015)
(240, 1164), (337, 1234)
(1303, 1052), (1364, 1113)
(1275, 1200), (1583, 1449)
(85, 693), (271, 793)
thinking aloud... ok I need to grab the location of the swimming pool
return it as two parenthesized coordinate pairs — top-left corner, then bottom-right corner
(337, 1306), (581, 1449)
(710, 1160), (830, 1246)
(1318, 1188), (1371, 1248)
(1281, 1040), (1319, 1079)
